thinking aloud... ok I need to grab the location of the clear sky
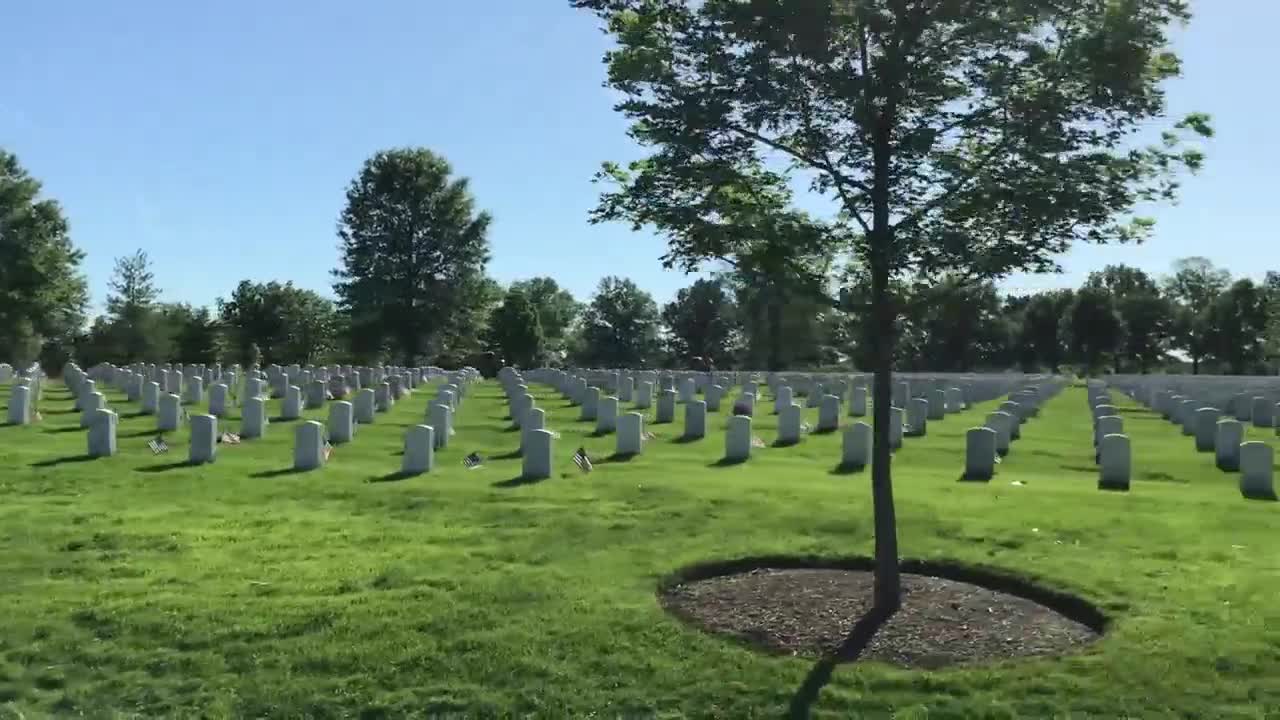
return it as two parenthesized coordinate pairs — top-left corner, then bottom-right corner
(1, 0), (1269, 315)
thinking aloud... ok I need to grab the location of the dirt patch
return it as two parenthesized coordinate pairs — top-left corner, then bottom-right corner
(660, 567), (1101, 669)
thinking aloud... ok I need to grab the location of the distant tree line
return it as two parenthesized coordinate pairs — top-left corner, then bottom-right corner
(3, 146), (1276, 376)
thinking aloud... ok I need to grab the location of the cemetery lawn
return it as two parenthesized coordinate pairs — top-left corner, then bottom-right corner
(2, 380), (1278, 719)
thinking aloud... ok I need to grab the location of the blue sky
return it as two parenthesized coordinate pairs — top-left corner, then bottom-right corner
(1, 1), (1269, 315)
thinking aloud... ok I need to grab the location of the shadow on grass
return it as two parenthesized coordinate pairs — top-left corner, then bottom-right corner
(30, 454), (96, 468)
(788, 606), (895, 719)
(671, 434), (704, 444)
(369, 470), (416, 483)
(957, 471), (992, 483)
(1061, 464), (1095, 474)
(772, 439), (800, 448)
(120, 428), (164, 439)
(605, 451), (637, 463)
(136, 460), (195, 473)
(250, 467), (308, 479)
(120, 410), (149, 419)
(1139, 471), (1187, 484)
(42, 425), (86, 434)
(492, 449), (522, 460)
(493, 474), (548, 488)
(1242, 488), (1278, 502)
(709, 456), (747, 468)
(44, 408), (79, 415)
(829, 462), (866, 476)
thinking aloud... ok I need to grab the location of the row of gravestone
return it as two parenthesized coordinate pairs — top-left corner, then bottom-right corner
(1101, 380), (1275, 500)
(1106, 374), (1279, 428)
(501, 367), (1062, 479)
(29, 363), (480, 478)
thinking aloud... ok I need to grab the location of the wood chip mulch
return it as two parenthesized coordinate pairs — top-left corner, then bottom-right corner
(660, 568), (1100, 669)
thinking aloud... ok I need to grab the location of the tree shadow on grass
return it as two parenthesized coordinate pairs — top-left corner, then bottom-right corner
(787, 606), (895, 719)
(30, 454), (96, 468)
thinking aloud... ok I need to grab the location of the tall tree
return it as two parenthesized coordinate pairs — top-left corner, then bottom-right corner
(662, 277), (738, 367)
(1019, 291), (1075, 373)
(333, 148), (492, 365)
(576, 0), (1209, 609)
(1086, 265), (1170, 372)
(1205, 278), (1268, 375)
(104, 249), (167, 362)
(573, 276), (661, 367)
(1062, 287), (1123, 375)
(1264, 271), (1280, 374)
(217, 281), (338, 366)
(485, 288), (545, 368)
(162, 304), (221, 364)
(0, 149), (89, 369)
(508, 277), (581, 358)
(1163, 257), (1230, 373)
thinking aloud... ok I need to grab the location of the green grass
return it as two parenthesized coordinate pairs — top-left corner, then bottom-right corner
(1, 377), (1278, 719)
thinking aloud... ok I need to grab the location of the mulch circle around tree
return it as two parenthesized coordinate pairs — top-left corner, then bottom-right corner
(660, 568), (1101, 669)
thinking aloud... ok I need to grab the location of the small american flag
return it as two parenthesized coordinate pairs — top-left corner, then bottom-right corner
(323, 441), (334, 462)
(148, 435), (169, 454)
(463, 452), (483, 469)
(573, 447), (593, 473)
(800, 422), (812, 434)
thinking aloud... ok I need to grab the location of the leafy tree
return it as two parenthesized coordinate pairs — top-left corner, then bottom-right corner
(1062, 287), (1123, 375)
(573, 276), (661, 367)
(509, 277), (581, 357)
(333, 148), (492, 365)
(1086, 265), (1170, 372)
(662, 278), (738, 368)
(576, 0), (1209, 609)
(1205, 279), (1268, 375)
(1264, 271), (1280, 374)
(485, 288), (545, 368)
(434, 274), (505, 367)
(103, 249), (169, 362)
(217, 281), (338, 366)
(0, 149), (89, 368)
(1163, 257), (1230, 373)
(1018, 290), (1075, 373)
(164, 304), (221, 364)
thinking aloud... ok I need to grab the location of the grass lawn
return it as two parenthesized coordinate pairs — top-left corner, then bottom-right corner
(1, 377), (1278, 718)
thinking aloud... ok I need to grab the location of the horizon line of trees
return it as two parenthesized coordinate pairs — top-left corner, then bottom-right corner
(4, 146), (1278, 378)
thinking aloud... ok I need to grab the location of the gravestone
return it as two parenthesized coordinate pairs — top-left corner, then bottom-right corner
(241, 397), (268, 439)
(521, 407), (546, 455)
(581, 387), (600, 421)
(893, 381), (909, 409)
(430, 403), (452, 449)
(618, 376), (634, 403)
(774, 386), (793, 414)
(354, 389), (376, 424)
(522, 429), (553, 480)
(1252, 397), (1275, 428)
(87, 408), (118, 458)
(158, 393), (182, 432)
(849, 387), (867, 417)
(293, 420), (326, 471)
(705, 384), (724, 412)
(282, 386), (303, 420)
(1098, 433), (1131, 491)
(678, 378), (696, 403)
(1215, 419), (1245, 471)
(6, 385), (32, 425)
(79, 392), (106, 428)
(189, 414), (217, 465)
(1194, 407), (1220, 452)
(512, 393), (534, 428)
(1179, 399), (1198, 436)
(907, 398), (928, 437)
(777, 403), (802, 445)
(985, 411), (1012, 456)
(596, 396), (619, 434)
(141, 381), (161, 415)
(375, 383), (394, 412)
(1239, 442), (1275, 499)
(736, 392), (756, 416)
(656, 390), (676, 423)
(684, 400), (707, 440)
(185, 376), (204, 405)
(999, 401), (1022, 439)
(724, 415), (752, 463)
(617, 412), (644, 455)
(437, 389), (457, 412)
(963, 427), (997, 481)
(946, 387), (964, 413)
(306, 380), (327, 410)
(807, 385), (823, 409)
(889, 407), (904, 450)
(1094, 416), (1123, 460)
(842, 422), (871, 469)
(329, 401), (355, 444)
(928, 390), (946, 420)
(818, 395), (840, 432)
(635, 381), (654, 409)
(402, 425), (435, 475)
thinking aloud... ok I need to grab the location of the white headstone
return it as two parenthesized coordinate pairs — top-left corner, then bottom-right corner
(635, 381), (654, 409)
(656, 389), (676, 423)
(724, 415), (752, 462)
(1216, 419), (1244, 471)
(6, 385), (32, 425)
(684, 400), (707, 440)
(985, 411), (1012, 456)
(777, 403), (802, 445)
(705, 384), (724, 412)
(842, 422), (871, 469)
(1193, 407), (1220, 452)
(185, 376), (204, 405)
(889, 406), (904, 450)
(329, 401), (355, 444)
(618, 376), (635, 403)
(817, 394), (840, 432)
(907, 398), (928, 437)
(617, 411), (644, 455)
(141, 381), (161, 415)
(79, 391), (106, 428)
(241, 397), (268, 439)
(189, 414), (217, 465)
(1239, 441), (1275, 499)
(375, 383), (394, 412)
(849, 386), (867, 417)
(354, 389), (376, 424)
(158, 393), (182, 432)
(402, 425), (435, 475)
(282, 385), (303, 420)
(963, 427), (997, 481)
(87, 408), (118, 458)
(430, 403), (452, 449)
(521, 407), (546, 454)
(1099, 433), (1131, 491)
(581, 387), (601, 421)
(522, 428), (553, 480)
(293, 420), (326, 471)
(596, 396), (619, 434)
(306, 380), (327, 410)
(774, 386), (794, 414)
(1252, 397), (1275, 428)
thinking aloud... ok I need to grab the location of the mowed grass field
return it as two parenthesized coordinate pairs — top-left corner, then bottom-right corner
(1, 377), (1278, 719)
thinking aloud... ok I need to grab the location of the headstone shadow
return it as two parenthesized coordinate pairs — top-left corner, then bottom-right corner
(136, 460), (196, 473)
(369, 470), (415, 484)
(492, 474), (550, 488)
(709, 457), (747, 468)
(30, 454), (96, 468)
(249, 467), (307, 479)
(829, 462), (866, 476)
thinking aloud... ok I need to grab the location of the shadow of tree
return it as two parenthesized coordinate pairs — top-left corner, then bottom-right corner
(787, 606), (895, 719)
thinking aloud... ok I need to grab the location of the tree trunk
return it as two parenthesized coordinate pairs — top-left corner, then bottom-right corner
(1192, 355), (1200, 374)
(767, 285), (784, 372)
(869, 252), (900, 612)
